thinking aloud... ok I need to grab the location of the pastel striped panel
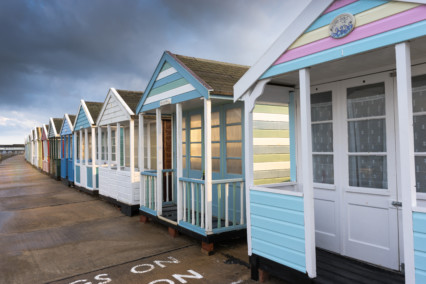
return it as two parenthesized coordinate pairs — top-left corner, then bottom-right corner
(262, 20), (426, 79)
(323, 0), (358, 14)
(414, 211), (426, 284)
(250, 190), (306, 273)
(306, 0), (387, 33)
(290, 2), (419, 50)
(253, 104), (290, 185)
(276, 4), (425, 65)
(75, 107), (90, 131)
(145, 61), (198, 105)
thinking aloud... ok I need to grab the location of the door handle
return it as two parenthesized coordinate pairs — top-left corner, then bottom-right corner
(392, 201), (402, 207)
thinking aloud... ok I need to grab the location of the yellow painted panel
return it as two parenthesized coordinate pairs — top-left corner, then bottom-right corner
(254, 177), (291, 186)
(289, 2), (419, 50)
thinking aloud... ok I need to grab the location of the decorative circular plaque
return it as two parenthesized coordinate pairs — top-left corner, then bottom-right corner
(329, 13), (355, 39)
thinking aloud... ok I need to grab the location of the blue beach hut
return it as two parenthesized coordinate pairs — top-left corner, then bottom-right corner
(136, 51), (249, 252)
(59, 114), (76, 185)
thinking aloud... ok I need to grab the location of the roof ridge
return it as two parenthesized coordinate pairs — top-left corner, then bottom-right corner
(115, 89), (143, 93)
(173, 53), (250, 69)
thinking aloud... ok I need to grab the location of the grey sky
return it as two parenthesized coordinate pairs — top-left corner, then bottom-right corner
(0, 0), (309, 144)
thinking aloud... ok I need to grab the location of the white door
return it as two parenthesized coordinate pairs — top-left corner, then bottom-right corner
(312, 73), (400, 270)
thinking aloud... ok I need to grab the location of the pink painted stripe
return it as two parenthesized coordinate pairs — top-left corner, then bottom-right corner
(323, 0), (358, 14)
(274, 5), (426, 66)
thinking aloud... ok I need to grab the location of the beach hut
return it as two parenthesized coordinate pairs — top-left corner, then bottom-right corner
(59, 114), (76, 185)
(96, 89), (143, 216)
(25, 135), (31, 163)
(73, 101), (103, 194)
(36, 127), (43, 169)
(233, 0), (426, 283)
(136, 51), (248, 252)
(41, 124), (50, 174)
(48, 118), (63, 180)
(31, 128), (37, 166)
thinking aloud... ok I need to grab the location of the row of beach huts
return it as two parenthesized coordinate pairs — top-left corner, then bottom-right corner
(23, 1), (426, 283)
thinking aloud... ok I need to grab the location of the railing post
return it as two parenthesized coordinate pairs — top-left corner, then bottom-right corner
(204, 98), (213, 232)
(240, 181), (244, 225)
(139, 114), (144, 208)
(225, 183), (229, 227)
(191, 182), (195, 225)
(176, 103), (183, 222)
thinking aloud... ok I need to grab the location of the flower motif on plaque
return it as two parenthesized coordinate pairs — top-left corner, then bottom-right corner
(329, 13), (355, 39)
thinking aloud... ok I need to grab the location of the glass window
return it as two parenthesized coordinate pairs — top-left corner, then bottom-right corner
(226, 108), (242, 124)
(311, 91), (334, 184)
(413, 74), (426, 193)
(226, 107), (242, 175)
(190, 114), (202, 128)
(111, 130), (116, 162)
(347, 83), (387, 189)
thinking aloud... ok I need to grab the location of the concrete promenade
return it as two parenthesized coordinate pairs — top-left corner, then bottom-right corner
(0, 156), (280, 284)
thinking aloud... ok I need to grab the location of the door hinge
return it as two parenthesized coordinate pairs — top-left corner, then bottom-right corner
(392, 201), (402, 207)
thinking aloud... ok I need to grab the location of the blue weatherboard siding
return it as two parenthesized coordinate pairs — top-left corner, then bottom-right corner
(61, 158), (67, 178)
(262, 20), (426, 79)
(68, 159), (74, 182)
(414, 211), (426, 284)
(136, 52), (209, 114)
(250, 190), (306, 273)
(60, 118), (73, 135)
(306, 0), (388, 33)
(74, 106), (91, 131)
(76, 165), (80, 183)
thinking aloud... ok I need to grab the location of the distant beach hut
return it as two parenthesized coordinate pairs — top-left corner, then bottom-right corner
(73, 100), (103, 194)
(96, 88), (143, 216)
(48, 118), (63, 180)
(59, 114), (76, 185)
(41, 124), (50, 174)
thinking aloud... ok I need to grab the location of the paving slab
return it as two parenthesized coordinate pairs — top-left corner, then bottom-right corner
(0, 156), (286, 284)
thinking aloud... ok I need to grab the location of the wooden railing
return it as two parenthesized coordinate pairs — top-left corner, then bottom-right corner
(178, 177), (245, 233)
(140, 170), (157, 211)
(163, 169), (174, 203)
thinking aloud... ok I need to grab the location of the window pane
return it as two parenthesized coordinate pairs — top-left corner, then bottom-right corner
(190, 129), (202, 142)
(311, 91), (332, 122)
(182, 143), (186, 156)
(348, 119), (386, 152)
(226, 108), (242, 124)
(227, 159), (242, 174)
(413, 74), (426, 113)
(212, 143), (220, 157)
(347, 83), (385, 118)
(182, 156), (186, 169)
(414, 115), (426, 152)
(227, 142), (242, 158)
(226, 125), (242, 141)
(212, 127), (220, 142)
(190, 114), (202, 128)
(213, 158), (220, 173)
(190, 157), (202, 170)
(312, 123), (333, 152)
(349, 155), (387, 189)
(182, 130), (186, 143)
(313, 155), (334, 184)
(212, 112), (220, 126)
(190, 143), (201, 156)
(182, 116), (186, 129)
(415, 156), (426, 193)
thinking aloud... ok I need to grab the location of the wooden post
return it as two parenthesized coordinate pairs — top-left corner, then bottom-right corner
(176, 103), (183, 222)
(299, 68), (316, 278)
(84, 128), (89, 166)
(139, 114), (144, 171)
(139, 114), (144, 206)
(98, 126), (102, 162)
(130, 118), (135, 182)
(395, 42), (416, 284)
(73, 132), (77, 181)
(204, 98), (212, 233)
(107, 125), (112, 169)
(79, 130), (83, 165)
(91, 127), (96, 188)
(116, 122), (121, 171)
(156, 108), (163, 215)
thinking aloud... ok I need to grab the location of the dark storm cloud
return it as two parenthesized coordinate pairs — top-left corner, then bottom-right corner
(0, 0), (307, 143)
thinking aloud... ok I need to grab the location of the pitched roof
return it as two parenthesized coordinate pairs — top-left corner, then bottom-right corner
(84, 102), (104, 123)
(116, 90), (144, 113)
(53, 118), (63, 134)
(69, 115), (76, 125)
(171, 52), (249, 96)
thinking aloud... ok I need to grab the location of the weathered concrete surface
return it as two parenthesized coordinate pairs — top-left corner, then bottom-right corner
(0, 156), (284, 284)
